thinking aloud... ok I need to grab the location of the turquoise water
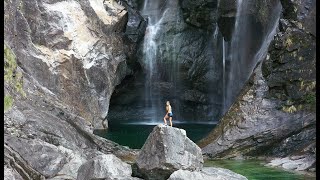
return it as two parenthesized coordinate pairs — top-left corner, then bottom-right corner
(94, 122), (215, 149)
(204, 159), (316, 180)
(94, 123), (316, 180)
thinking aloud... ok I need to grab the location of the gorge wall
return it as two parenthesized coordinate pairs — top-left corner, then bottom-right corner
(4, 0), (145, 179)
(4, 0), (146, 129)
(199, 0), (316, 172)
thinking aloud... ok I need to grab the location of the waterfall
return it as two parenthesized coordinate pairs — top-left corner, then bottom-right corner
(223, 0), (281, 113)
(222, 39), (226, 113)
(140, 0), (167, 122)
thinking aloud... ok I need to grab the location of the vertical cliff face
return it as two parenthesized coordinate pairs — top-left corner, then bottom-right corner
(263, 0), (316, 107)
(4, 0), (145, 179)
(198, 0), (316, 172)
(4, 0), (146, 129)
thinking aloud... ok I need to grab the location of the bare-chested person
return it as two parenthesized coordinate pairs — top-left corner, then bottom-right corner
(163, 101), (173, 127)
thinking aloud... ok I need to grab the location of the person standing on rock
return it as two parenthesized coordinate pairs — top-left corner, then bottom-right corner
(163, 101), (173, 127)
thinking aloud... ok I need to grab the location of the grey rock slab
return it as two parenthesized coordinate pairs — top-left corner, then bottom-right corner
(268, 157), (291, 167)
(202, 167), (247, 179)
(76, 154), (133, 180)
(6, 136), (67, 178)
(268, 156), (316, 171)
(4, 166), (18, 180)
(168, 168), (248, 180)
(135, 124), (203, 180)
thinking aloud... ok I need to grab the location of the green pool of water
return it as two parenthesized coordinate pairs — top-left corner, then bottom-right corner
(204, 159), (316, 180)
(94, 123), (316, 180)
(94, 122), (215, 149)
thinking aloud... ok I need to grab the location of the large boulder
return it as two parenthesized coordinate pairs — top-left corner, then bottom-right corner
(135, 124), (203, 180)
(168, 167), (248, 180)
(77, 154), (139, 180)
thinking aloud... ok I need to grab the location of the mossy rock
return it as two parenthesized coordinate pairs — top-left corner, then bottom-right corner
(4, 95), (13, 112)
(4, 43), (26, 97)
(4, 44), (17, 83)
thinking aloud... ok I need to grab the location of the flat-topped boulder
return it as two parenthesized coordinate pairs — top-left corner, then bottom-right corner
(135, 124), (203, 180)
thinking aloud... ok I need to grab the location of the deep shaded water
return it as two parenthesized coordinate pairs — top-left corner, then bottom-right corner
(204, 159), (316, 180)
(94, 121), (216, 149)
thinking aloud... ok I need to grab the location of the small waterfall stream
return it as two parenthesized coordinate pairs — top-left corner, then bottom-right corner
(222, 39), (226, 112)
(223, 0), (282, 112)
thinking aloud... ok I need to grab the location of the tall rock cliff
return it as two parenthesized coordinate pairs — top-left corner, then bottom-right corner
(4, 0), (145, 179)
(4, 0), (146, 129)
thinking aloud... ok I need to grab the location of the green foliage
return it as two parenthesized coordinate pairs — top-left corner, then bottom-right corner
(303, 92), (316, 105)
(4, 44), (26, 97)
(4, 95), (13, 112)
(4, 44), (17, 83)
(305, 94), (316, 104)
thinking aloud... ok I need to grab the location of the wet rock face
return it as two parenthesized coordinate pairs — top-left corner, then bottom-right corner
(263, 0), (316, 108)
(4, 0), (143, 128)
(121, 0), (147, 43)
(135, 124), (203, 180)
(280, 0), (316, 36)
(180, 0), (218, 30)
(263, 25), (316, 102)
(217, 0), (280, 41)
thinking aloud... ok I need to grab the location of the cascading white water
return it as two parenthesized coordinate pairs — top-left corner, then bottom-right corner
(223, 0), (281, 113)
(140, 0), (167, 122)
(224, 0), (246, 111)
(222, 39), (226, 112)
